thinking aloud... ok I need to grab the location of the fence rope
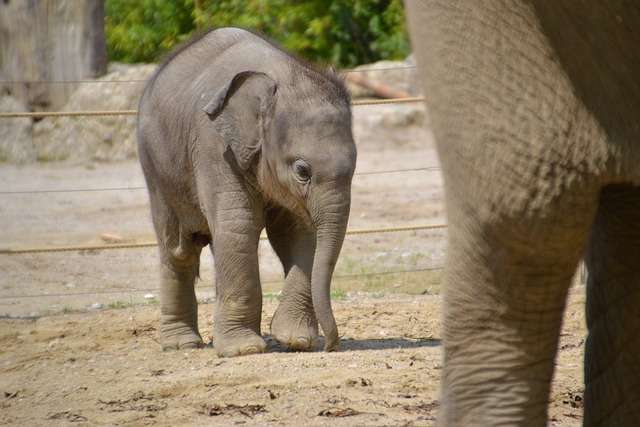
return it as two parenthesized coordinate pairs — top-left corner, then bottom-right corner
(0, 223), (447, 255)
(354, 166), (440, 176)
(0, 110), (137, 118)
(351, 96), (424, 106)
(0, 166), (441, 195)
(0, 97), (425, 119)
(0, 79), (146, 85)
(0, 65), (418, 86)
(0, 265), (442, 301)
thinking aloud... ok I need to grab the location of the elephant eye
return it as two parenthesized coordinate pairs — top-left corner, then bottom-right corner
(293, 159), (312, 183)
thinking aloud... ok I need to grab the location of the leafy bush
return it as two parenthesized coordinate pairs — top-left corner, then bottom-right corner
(105, 0), (409, 67)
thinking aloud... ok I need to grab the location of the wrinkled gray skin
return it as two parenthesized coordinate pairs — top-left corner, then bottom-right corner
(406, 1), (640, 425)
(137, 28), (356, 358)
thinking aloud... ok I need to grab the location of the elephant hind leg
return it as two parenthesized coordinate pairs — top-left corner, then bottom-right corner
(148, 190), (205, 351)
(584, 183), (640, 426)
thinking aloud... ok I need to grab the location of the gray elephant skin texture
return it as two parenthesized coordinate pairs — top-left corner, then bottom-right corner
(137, 28), (356, 358)
(406, 1), (640, 426)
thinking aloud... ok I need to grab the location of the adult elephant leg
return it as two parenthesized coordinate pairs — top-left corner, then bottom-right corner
(440, 188), (597, 426)
(209, 189), (266, 358)
(405, 1), (607, 424)
(148, 190), (204, 350)
(266, 207), (318, 351)
(584, 184), (640, 426)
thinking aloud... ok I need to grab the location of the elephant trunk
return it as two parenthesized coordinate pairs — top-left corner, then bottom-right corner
(311, 192), (350, 351)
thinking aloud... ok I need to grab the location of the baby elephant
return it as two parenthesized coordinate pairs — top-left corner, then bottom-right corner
(137, 28), (356, 357)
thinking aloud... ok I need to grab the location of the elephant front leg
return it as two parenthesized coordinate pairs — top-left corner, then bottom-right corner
(210, 194), (266, 358)
(266, 208), (318, 351)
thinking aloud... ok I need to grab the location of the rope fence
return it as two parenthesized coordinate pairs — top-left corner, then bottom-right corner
(0, 96), (425, 119)
(351, 96), (423, 106)
(0, 223), (447, 255)
(0, 109), (137, 118)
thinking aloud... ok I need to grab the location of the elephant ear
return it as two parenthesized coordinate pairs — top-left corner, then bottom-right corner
(203, 71), (277, 171)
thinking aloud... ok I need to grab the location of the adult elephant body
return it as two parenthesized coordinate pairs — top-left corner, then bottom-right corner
(406, 1), (640, 425)
(137, 28), (356, 357)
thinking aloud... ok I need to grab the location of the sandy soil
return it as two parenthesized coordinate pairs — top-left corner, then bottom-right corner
(0, 291), (586, 426)
(0, 104), (586, 425)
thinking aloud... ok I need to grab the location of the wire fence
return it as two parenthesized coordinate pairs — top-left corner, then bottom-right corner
(0, 63), (444, 313)
(0, 265), (442, 302)
(0, 166), (441, 195)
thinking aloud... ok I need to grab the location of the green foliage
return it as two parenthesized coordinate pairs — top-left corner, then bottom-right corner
(105, 0), (195, 63)
(105, 0), (409, 67)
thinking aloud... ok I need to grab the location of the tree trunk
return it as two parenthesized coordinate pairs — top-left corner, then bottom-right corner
(0, 0), (107, 111)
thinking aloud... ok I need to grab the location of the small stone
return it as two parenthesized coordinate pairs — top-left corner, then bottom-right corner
(89, 303), (103, 310)
(143, 293), (155, 300)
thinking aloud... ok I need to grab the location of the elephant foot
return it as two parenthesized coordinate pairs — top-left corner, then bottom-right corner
(214, 330), (267, 358)
(270, 305), (318, 351)
(160, 323), (203, 351)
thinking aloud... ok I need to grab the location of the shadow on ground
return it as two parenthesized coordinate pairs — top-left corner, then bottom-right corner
(339, 337), (441, 351)
(265, 336), (441, 353)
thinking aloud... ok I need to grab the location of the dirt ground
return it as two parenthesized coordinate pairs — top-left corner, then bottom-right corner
(0, 291), (586, 426)
(0, 104), (587, 425)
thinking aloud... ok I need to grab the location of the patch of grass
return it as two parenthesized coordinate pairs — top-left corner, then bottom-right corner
(330, 289), (348, 300)
(62, 306), (75, 314)
(144, 297), (159, 306)
(108, 300), (130, 310)
(36, 152), (69, 162)
(334, 254), (443, 295)
(262, 290), (347, 301)
(259, 252), (445, 302)
(263, 292), (282, 301)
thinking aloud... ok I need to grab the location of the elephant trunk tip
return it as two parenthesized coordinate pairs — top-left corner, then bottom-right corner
(311, 287), (340, 352)
(323, 332), (339, 352)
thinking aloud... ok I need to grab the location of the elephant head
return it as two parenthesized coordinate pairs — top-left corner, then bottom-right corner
(203, 69), (357, 351)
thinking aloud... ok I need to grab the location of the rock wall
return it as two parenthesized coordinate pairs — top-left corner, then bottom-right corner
(0, 96), (36, 163)
(0, 0), (107, 111)
(32, 63), (155, 162)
